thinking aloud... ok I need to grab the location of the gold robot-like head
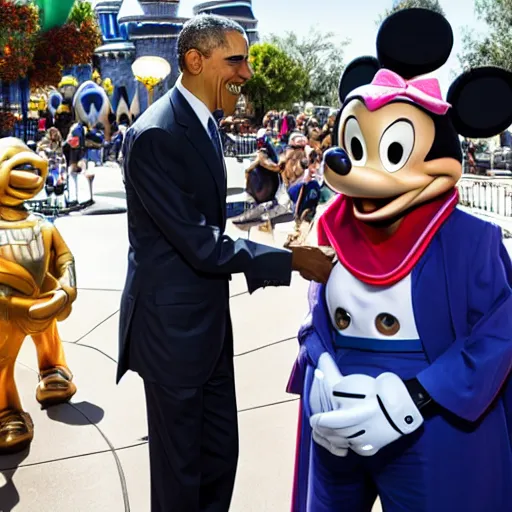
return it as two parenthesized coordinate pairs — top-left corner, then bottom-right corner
(0, 137), (48, 207)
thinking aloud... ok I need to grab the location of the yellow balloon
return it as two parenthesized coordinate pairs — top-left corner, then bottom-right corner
(103, 78), (114, 96)
(134, 75), (163, 90)
(58, 76), (78, 88)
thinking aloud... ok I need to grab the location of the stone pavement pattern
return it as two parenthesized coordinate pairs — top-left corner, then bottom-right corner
(0, 211), (312, 512)
(2, 161), (512, 511)
(0, 163), (324, 512)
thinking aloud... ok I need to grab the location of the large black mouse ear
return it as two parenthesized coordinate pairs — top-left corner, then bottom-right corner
(447, 67), (512, 139)
(377, 8), (453, 79)
(338, 56), (380, 104)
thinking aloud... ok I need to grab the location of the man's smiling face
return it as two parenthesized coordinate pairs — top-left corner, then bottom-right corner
(201, 30), (253, 115)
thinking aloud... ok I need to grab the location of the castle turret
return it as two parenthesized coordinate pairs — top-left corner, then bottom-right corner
(94, 0), (137, 111)
(93, 0), (259, 117)
(193, 1), (259, 44)
(117, 0), (188, 111)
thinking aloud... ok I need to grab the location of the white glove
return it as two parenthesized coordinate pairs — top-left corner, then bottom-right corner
(308, 352), (350, 456)
(309, 352), (344, 415)
(310, 372), (423, 457)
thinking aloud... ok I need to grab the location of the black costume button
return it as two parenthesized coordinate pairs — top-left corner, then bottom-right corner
(405, 415), (413, 424)
(375, 313), (400, 336)
(334, 307), (351, 330)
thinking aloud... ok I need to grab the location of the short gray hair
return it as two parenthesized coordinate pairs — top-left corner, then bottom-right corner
(177, 14), (246, 71)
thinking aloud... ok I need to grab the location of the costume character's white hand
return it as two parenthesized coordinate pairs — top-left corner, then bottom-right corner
(308, 352), (350, 456)
(309, 352), (343, 415)
(310, 372), (423, 457)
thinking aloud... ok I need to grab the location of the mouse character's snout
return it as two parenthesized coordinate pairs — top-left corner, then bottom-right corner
(324, 147), (352, 176)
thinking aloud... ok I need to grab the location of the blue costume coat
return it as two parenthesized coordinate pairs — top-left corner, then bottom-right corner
(287, 208), (512, 511)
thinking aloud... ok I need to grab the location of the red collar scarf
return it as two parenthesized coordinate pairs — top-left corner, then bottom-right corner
(318, 189), (458, 286)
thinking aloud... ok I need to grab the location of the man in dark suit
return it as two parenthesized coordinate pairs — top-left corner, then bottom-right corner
(117, 14), (335, 512)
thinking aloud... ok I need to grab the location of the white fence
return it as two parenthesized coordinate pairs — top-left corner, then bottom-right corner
(457, 176), (512, 217)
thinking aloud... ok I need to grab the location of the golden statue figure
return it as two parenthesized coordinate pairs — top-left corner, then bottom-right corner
(0, 137), (77, 454)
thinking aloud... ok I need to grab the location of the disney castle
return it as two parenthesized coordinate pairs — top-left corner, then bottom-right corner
(93, 0), (259, 115)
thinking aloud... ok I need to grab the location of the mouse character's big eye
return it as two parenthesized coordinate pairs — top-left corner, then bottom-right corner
(343, 117), (367, 166)
(335, 307), (351, 330)
(379, 120), (415, 173)
(375, 313), (400, 336)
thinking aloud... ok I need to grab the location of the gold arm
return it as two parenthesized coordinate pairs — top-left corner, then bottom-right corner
(50, 226), (77, 304)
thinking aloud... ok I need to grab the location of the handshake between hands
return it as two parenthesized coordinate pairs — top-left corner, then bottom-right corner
(309, 352), (424, 457)
(290, 245), (336, 284)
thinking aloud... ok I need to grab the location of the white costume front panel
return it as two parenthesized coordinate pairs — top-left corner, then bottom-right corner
(325, 262), (420, 341)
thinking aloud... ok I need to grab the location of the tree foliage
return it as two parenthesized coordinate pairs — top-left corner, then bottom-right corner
(244, 42), (310, 122)
(266, 28), (349, 106)
(458, 0), (512, 71)
(29, 0), (102, 88)
(378, 0), (445, 22)
(0, 0), (39, 82)
(68, 0), (97, 26)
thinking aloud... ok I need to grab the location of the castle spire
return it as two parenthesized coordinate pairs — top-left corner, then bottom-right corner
(193, 1), (259, 44)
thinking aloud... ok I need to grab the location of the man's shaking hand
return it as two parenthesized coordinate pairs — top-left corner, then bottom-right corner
(290, 246), (336, 284)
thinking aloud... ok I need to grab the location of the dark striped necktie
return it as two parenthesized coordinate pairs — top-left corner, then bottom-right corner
(208, 117), (223, 160)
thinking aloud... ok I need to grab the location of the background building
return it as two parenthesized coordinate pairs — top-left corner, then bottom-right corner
(193, 1), (259, 45)
(94, 0), (136, 111)
(93, 0), (259, 117)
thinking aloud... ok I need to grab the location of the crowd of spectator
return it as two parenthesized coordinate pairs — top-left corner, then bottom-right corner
(230, 107), (339, 244)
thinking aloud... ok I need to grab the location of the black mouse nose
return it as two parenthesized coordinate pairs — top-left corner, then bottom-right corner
(324, 147), (352, 176)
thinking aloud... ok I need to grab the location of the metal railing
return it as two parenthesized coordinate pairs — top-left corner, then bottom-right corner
(12, 119), (39, 142)
(457, 176), (512, 217)
(221, 132), (257, 157)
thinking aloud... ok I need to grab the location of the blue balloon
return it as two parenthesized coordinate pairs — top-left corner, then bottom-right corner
(48, 91), (63, 117)
(73, 81), (111, 128)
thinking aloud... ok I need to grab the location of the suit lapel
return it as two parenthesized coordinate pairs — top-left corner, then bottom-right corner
(169, 88), (226, 226)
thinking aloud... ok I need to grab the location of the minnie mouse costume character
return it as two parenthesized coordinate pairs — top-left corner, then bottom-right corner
(286, 8), (512, 512)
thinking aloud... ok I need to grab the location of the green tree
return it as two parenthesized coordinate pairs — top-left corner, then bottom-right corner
(244, 42), (309, 122)
(68, 0), (97, 26)
(458, 1), (512, 71)
(378, 0), (445, 22)
(266, 28), (349, 106)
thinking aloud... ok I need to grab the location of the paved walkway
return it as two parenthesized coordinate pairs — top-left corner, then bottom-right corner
(2, 160), (512, 511)
(0, 163), (317, 512)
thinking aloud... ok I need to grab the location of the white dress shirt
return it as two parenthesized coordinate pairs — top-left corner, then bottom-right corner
(175, 75), (226, 176)
(175, 75), (218, 137)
